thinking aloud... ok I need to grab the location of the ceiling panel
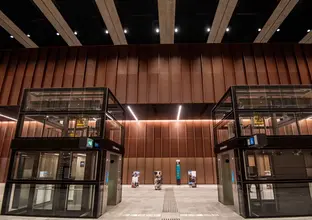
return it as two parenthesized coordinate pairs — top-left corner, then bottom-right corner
(115, 0), (159, 44)
(175, 0), (218, 43)
(0, 0), (67, 47)
(53, 0), (113, 45)
(223, 0), (279, 43)
(270, 0), (312, 43)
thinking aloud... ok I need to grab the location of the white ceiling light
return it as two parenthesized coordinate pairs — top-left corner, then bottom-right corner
(156, 28), (159, 33)
(226, 27), (230, 32)
(207, 28), (211, 32)
(56, 32), (60, 36)
(10, 35), (14, 39)
(258, 28), (261, 32)
(105, 29), (109, 34)
(74, 31), (78, 35)
(308, 29), (311, 33)
(0, 114), (17, 121)
(277, 29), (280, 32)
(174, 27), (178, 33)
(124, 29), (128, 34)
(177, 105), (182, 121)
(27, 34), (31, 38)
(127, 106), (138, 121)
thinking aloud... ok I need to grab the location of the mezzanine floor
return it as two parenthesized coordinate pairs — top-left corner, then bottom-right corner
(1, 184), (312, 220)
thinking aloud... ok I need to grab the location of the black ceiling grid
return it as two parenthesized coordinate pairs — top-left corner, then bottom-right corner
(175, 0), (218, 43)
(223, 0), (279, 43)
(0, 0), (67, 47)
(53, 0), (113, 46)
(270, 0), (312, 43)
(114, 0), (159, 44)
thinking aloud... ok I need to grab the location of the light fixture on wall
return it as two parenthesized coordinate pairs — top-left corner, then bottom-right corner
(177, 105), (182, 121)
(0, 114), (17, 121)
(127, 106), (138, 121)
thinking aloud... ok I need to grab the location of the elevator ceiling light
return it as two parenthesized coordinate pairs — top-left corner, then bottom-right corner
(56, 32), (60, 36)
(0, 114), (17, 121)
(105, 29), (109, 34)
(124, 29), (128, 34)
(258, 28), (261, 32)
(105, 113), (114, 121)
(207, 28), (211, 32)
(174, 27), (178, 33)
(27, 34), (31, 38)
(177, 105), (182, 121)
(277, 29), (280, 32)
(127, 106), (138, 121)
(226, 27), (230, 32)
(74, 31), (78, 35)
(308, 29), (311, 33)
(156, 28), (159, 33)
(10, 35), (14, 39)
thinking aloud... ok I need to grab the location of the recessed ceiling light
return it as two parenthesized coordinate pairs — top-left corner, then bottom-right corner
(207, 28), (211, 32)
(156, 28), (159, 33)
(56, 32), (60, 36)
(105, 29), (109, 34)
(308, 29), (311, 33)
(124, 29), (128, 34)
(258, 28), (261, 32)
(174, 27), (178, 33)
(74, 31), (78, 35)
(27, 34), (30, 38)
(277, 29), (280, 32)
(10, 35), (14, 39)
(226, 27), (230, 32)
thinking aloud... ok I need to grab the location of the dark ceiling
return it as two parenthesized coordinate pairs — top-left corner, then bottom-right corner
(0, 0), (311, 49)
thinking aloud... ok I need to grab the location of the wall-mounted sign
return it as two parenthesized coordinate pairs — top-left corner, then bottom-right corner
(253, 115), (265, 126)
(247, 134), (267, 148)
(86, 138), (93, 148)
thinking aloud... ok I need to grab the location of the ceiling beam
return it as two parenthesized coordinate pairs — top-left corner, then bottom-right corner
(300, 32), (312, 44)
(33, 0), (81, 46)
(0, 10), (38, 48)
(207, 0), (238, 43)
(254, 0), (299, 43)
(158, 0), (176, 44)
(95, 0), (127, 45)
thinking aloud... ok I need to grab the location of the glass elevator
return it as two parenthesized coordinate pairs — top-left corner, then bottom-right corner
(1, 87), (125, 218)
(213, 85), (312, 218)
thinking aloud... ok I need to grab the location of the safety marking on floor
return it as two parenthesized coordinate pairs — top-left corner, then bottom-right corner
(163, 188), (178, 213)
(122, 213), (161, 217)
(180, 213), (219, 217)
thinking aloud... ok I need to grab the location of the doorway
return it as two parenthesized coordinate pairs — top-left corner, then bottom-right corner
(221, 154), (234, 205)
(107, 153), (122, 206)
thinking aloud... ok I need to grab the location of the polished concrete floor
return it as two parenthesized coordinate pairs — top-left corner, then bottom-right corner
(1, 184), (312, 220)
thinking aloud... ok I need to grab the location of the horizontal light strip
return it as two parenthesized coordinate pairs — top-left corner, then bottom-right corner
(177, 105), (182, 121)
(0, 114), (17, 121)
(127, 106), (138, 121)
(124, 119), (213, 123)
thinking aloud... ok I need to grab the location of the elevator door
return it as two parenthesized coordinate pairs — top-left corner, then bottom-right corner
(222, 154), (234, 205)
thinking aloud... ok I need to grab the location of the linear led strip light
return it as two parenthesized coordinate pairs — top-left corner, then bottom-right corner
(0, 114), (17, 121)
(127, 106), (138, 121)
(177, 105), (182, 121)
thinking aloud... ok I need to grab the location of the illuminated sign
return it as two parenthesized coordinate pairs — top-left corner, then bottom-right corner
(87, 138), (93, 148)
